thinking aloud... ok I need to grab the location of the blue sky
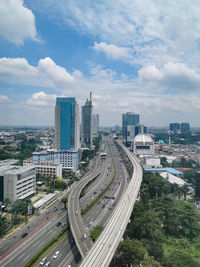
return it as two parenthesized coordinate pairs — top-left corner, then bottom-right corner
(0, 0), (200, 127)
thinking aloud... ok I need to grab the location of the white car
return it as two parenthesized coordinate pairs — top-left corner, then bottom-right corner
(53, 251), (60, 259)
(40, 257), (47, 266)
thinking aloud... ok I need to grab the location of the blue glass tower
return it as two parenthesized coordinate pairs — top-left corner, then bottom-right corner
(122, 112), (140, 146)
(54, 97), (80, 151)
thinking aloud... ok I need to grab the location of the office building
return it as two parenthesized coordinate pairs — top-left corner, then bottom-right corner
(169, 123), (180, 134)
(122, 112), (140, 146)
(82, 92), (93, 148)
(181, 123), (190, 134)
(54, 97), (80, 151)
(135, 124), (147, 136)
(0, 165), (36, 203)
(23, 159), (62, 178)
(92, 114), (99, 136)
(33, 150), (80, 171)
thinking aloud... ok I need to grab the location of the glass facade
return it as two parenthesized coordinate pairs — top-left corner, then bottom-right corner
(55, 97), (78, 150)
(122, 112), (140, 145)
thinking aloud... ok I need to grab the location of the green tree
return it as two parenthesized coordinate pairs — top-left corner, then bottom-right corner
(0, 215), (8, 237)
(90, 226), (103, 241)
(142, 256), (161, 267)
(61, 197), (68, 209)
(117, 239), (146, 266)
(164, 248), (200, 267)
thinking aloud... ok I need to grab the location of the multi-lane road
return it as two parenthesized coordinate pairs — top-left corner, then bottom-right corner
(0, 136), (140, 267)
(80, 140), (143, 267)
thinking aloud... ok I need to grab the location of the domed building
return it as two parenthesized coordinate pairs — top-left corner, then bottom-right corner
(133, 134), (155, 155)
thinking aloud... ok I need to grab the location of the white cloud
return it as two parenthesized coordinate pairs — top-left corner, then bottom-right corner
(0, 57), (74, 89)
(0, 95), (11, 103)
(93, 42), (134, 63)
(0, 0), (39, 45)
(27, 91), (57, 106)
(139, 62), (200, 92)
(29, 0), (200, 67)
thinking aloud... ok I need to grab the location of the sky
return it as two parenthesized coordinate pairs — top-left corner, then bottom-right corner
(0, 0), (200, 127)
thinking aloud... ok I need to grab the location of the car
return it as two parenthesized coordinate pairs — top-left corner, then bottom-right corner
(21, 232), (28, 238)
(40, 257), (47, 266)
(54, 207), (58, 211)
(75, 210), (78, 215)
(53, 251), (60, 259)
(83, 233), (87, 239)
(56, 222), (61, 226)
(44, 262), (51, 267)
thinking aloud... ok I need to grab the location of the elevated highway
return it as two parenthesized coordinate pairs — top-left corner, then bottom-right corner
(80, 141), (143, 267)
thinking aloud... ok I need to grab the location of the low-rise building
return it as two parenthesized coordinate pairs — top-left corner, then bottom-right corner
(133, 134), (155, 155)
(24, 159), (62, 178)
(32, 149), (80, 171)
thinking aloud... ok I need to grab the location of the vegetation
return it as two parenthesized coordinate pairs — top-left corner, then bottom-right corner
(111, 171), (200, 267)
(0, 215), (10, 237)
(24, 226), (68, 267)
(0, 136), (41, 163)
(90, 225), (104, 241)
(61, 197), (68, 209)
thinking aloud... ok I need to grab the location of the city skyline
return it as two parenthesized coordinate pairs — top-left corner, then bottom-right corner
(1, 1), (200, 127)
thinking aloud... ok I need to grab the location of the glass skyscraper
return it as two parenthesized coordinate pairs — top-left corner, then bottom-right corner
(122, 112), (140, 145)
(54, 97), (80, 151)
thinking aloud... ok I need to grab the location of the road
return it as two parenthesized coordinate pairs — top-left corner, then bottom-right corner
(44, 136), (128, 267)
(80, 140), (143, 267)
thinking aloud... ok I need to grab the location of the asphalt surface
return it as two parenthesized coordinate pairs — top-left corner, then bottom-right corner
(0, 137), (129, 267)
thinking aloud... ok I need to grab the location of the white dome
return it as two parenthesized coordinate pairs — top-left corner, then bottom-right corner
(134, 134), (153, 144)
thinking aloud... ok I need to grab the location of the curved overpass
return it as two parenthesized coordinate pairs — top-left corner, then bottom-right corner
(80, 141), (143, 267)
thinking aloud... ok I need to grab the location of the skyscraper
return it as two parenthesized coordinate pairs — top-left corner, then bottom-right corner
(82, 93), (93, 148)
(181, 123), (190, 134)
(92, 114), (99, 136)
(122, 112), (140, 145)
(54, 97), (80, 151)
(169, 123), (180, 134)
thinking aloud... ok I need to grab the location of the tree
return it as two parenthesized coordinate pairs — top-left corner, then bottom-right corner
(0, 215), (8, 237)
(164, 248), (200, 267)
(142, 256), (161, 267)
(117, 239), (146, 266)
(61, 197), (68, 209)
(128, 208), (162, 241)
(90, 226), (103, 241)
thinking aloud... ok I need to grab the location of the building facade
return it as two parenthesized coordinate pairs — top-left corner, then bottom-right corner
(122, 112), (140, 146)
(82, 93), (93, 148)
(181, 123), (190, 134)
(32, 150), (80, 171)
(92, 114), (99, 136)
(23, 159), (62, 178)
(133, 134), (155, 155)
(0, 165), (36, 203)
(169, 123), (180, 134)
(54, 97), (80, 151)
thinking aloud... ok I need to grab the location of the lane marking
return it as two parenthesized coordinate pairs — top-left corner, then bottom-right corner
(17, 253), (25, 261)
(23, 254), (30, 262)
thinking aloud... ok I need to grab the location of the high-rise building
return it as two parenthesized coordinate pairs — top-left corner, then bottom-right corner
(135, 124), (147, 136)
(169, 123), (180, 134)
(54, 97), (80, 151)
(181, 123), (190, 134)
(122, 112), (140, 145)
(82, 93), (93, 148)
(92, 114), (99, 136)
